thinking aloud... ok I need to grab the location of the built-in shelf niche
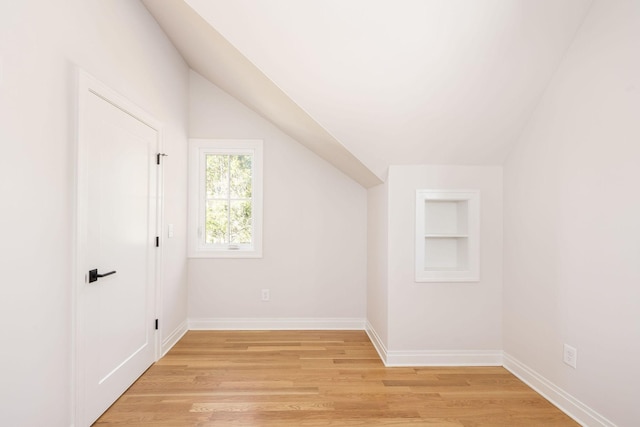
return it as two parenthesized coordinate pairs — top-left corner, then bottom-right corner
(415, 190), (479, 282)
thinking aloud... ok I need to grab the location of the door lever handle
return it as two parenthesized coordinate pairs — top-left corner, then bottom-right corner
(88, 269), (117, 283)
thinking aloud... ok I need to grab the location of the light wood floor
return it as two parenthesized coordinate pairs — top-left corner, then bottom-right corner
(94, 330), (578, 426)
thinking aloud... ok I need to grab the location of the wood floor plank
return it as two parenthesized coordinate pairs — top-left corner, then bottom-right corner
(93, 331), (579, 426)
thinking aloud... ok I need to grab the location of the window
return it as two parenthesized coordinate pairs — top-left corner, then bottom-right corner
(188, 139), (263, 258)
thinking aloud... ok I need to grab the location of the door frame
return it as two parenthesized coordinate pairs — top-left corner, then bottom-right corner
(72, 69), (165, 426)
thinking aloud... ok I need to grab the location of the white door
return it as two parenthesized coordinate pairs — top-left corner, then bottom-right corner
(75, 72), (160, 426)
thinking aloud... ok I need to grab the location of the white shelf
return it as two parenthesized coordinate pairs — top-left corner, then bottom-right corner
(424, 234), (469, 238)
(415, 190), (479, 282)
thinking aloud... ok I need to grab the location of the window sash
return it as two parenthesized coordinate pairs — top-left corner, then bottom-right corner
(202, 152), (254, 247)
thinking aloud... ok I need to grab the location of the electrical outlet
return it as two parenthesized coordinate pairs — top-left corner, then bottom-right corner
(261, 289), (270, 302)
(563, 344), (577, 369)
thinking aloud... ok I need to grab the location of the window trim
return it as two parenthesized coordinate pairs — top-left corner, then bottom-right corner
(188, 139), (263, 258)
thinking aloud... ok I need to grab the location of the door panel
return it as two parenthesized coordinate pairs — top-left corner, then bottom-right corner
(78, 86), (158, 426)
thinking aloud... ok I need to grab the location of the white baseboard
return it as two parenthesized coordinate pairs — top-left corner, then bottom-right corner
(365, 322), (501, 367)
(161, 319), (188, 357)
(365, 322), (388, 364)
(385, 349), (503, 367)
(503, 352), (616, 427)
(188, 317), (366, 330)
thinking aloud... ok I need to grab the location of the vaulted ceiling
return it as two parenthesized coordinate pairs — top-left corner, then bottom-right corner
(143, 0), (593, 187)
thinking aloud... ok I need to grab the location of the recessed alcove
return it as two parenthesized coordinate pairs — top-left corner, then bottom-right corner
(415, 190), (479, 282)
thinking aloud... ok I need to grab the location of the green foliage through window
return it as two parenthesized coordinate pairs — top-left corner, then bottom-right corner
(205, 154), (253, 245)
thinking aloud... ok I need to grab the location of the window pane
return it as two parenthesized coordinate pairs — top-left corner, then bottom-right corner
(205, 200), (229, 244)
(229, 154), (252, 199)
(229, 200), (252, 244)
(206, 154), (229, 198)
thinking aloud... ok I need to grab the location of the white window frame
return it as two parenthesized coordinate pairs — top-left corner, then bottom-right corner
(188, 139), (263, 258)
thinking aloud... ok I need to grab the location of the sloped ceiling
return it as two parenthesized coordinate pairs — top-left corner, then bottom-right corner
(143, 0), (592, 185)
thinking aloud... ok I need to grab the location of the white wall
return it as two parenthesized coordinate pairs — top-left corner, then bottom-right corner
(0, 1), (189, 426)
(188, 71), (367, 324)
(366, 181), (389, 349)
(385, 166), (503, 359)
(503, 0), (640, 425)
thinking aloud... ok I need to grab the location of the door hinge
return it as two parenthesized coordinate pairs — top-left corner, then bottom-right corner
(155, 319), (159, 330)
(156, 153), (168, 165)
(155, 236), (160, 247)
